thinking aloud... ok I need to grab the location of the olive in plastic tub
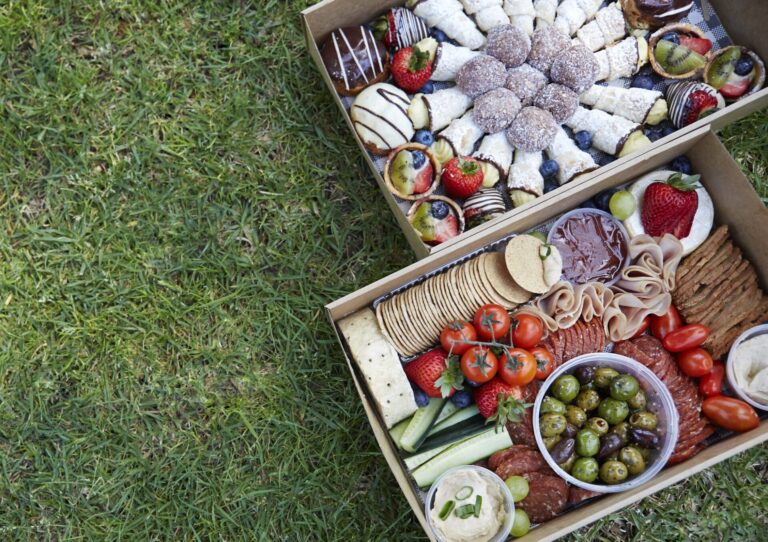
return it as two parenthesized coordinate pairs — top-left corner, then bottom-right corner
(533, 353), (679, 493)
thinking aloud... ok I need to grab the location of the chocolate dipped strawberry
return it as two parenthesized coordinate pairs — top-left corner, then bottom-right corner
(641, 172), (700, 239)
(373, 7), (429, 51)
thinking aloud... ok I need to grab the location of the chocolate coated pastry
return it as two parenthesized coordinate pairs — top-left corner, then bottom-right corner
(320, 26), (390, 96)
(621, 0), (693, 30)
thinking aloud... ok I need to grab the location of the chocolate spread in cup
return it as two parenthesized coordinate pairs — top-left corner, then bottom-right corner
(549, 210), (628, 284)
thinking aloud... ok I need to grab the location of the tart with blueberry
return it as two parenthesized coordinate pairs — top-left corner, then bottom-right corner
(649, 23), (712, 80)
(704, 46), (766, 102)
(384, 143), (440, 200)
(407, 196), (464, 245)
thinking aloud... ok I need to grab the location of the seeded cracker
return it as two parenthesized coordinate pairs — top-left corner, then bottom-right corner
(380, 299), (409, 355)
(534, 83), (578, 123)
(504, 235), (557, 294)
(473, 88), (522, 134)
(486, 24), (531, 68)
(506, 106), (557, 152)
(483, 251), (532, 304)
(505, 64), (548, 106)
(456, 54), (508, 98)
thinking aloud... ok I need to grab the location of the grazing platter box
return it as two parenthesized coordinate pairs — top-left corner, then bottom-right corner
(325, 126), (768, 542)
(302, 0), (768, 258)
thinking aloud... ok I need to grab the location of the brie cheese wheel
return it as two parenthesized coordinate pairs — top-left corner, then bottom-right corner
(623, 169), (714, 256)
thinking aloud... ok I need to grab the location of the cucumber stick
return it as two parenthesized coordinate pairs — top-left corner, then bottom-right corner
(412, 427), (513, 488)
(419, 416), (486, 451)
(388, 417), (411, 450)
(399, 398), (445, 453)
(433, 401), (459, 426)
(403, 442), (453, 471)
(427, 405), (480, 437)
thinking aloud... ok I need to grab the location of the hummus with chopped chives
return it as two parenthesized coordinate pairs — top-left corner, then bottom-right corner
(732, 334), (768, 404)
(429, 469), (506, 542)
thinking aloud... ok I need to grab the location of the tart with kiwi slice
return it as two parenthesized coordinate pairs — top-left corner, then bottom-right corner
(383, 143), (440, 201)
(407, 195), (465, 245)
(649, 23), (712, 80)
(704, 46), (766, 102)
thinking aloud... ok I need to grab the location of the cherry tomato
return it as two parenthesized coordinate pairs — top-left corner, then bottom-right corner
(663, 324), (710, 352)
(474, 304), (511, 342)
(531, 346), (554, 381)
(651, 305), (682, 340)
(699, 360), (725, 398)
(702, 396), (760, 432)
(499, 348), (537, 386)
(460, 346), (498, 384)
(440, 320), (477, 355)
(676, 348), (714, 377)
(510, 313), (544, 349)
(631, 317), (651, 339)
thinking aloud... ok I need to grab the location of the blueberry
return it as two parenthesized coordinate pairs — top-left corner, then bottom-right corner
(595, 188), (619, 212)
(413, 129), (435, 147)
(661, 32), (679, 44)
(412, 386), (430, 407)
(411, 150), (427, 169)
(539, 159), (560, 179)
(661, 123), (675, 137)
(581, 198), (600, 209)
(644, 125), (663, 142)
(631, 75), (654, 90)
(597, 154), (614, 167)
(544, 179), (559, 194)
(430, 200), (450, 219)
(574, 130), (593, 150)
(431, 28), (448, 43)
(464, 379), (482, 388)
(735, 55), (754, 77)
(450, 389), (473, 408)
(670, 155), (693, 174)
(420, 81), (434, 94)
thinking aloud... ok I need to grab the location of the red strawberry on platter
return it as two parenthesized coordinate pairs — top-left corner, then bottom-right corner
(404, 348), (463, 398)
(391, 45), (433, 93)
(474, 378), (530, 427)
(679, 35), (712, 56)
(641, 172), (700, 239)
(441, 156), (484, 199)
(373, 8), (430, 50)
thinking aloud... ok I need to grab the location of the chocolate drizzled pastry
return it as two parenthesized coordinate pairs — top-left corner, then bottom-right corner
(621, 0), (693, 30)
(320, 26), (389, 96)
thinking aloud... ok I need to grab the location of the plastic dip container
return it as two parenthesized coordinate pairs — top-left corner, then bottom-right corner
(726, 323), (768, 411)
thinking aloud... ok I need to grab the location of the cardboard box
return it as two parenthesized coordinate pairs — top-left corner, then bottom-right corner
(303, 0), (768, 259)
(325, 126), (768, 541)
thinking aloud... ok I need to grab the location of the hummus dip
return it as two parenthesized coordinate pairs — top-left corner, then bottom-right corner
(429, 469), (506, 542)
(732, 334), (768, 404)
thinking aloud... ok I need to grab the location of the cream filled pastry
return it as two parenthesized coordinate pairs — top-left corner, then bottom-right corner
(546, 126), (597, 185)
(409, 86), (473, 132)
(595, 36), (649, 81)
(553, 0), (603, 36)
(574, 2), (627, 52)
(565, 106), (650, 157)
(503, 0), (536, 35)
(351, 83), (414, 155)
(412, 0), (486, 49)
(473, 131), (515, 186)
(580, 85), (667, 125)
(508, 150), (544, 207)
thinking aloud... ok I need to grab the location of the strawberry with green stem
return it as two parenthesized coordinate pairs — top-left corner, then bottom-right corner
(641, 172), (700, 238)
(404, 348), (463, 398)
(391, 45), (432, 94)
(474, 378), (532, 428)
(442, 156), (484, 199)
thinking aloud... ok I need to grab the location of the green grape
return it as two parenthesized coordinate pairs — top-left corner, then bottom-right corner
(609, 190), (637, 220)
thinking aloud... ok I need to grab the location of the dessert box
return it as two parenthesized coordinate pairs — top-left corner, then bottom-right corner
(302, 0), (768, 259)
(325, 125), (768, 542)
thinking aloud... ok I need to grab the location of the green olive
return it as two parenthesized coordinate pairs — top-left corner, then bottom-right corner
(541, 396), (567, 415)
(599, 460), (629, 484)
(543, 435), (562, 451)
(560, 452), (576, 473)
(594, 367), (620, 389)
(565, 405), (587, 428)
(551, 375), (580, 403)
(638, 446), (651, 460)
(585, 417), (610, 437)
(575, 429), (600, 457)
(598, 398), (630, 425)
(618, 446), (646, 475)
(610, 421), (630, 446)
(540, 412), (568, 438)
(581, 382), (596, 391)
(627, 389), (647, 411)
(629, 411), (658, 431)
(571, 457), (599, 483)
(610, 374), (641, 401)
(575, 389), (601, 412)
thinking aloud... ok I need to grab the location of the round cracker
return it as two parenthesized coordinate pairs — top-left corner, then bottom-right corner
(416, 282), (443, 342)
(379, 298), (410, 355)
(484, 251), (533, 302)
(427, 274), (455, 329)
(504, 235), (555, 295)
(400, 287), (431, 353)
(449, 266), (475, 319)
(474, 254), (517, 309)
(391, 292), (422, 356)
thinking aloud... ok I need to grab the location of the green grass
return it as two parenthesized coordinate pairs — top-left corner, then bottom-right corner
(0, 1), (765, 540)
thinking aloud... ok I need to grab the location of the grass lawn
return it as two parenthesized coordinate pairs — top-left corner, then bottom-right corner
(0, 1), (766, 540)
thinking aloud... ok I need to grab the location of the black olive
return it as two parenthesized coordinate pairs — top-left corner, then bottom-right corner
(629, 427), (661, 449)
(596, 432), (623, 461)
(551, 437), (576, 465)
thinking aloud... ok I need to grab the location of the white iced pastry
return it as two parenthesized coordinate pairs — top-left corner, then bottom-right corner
(461, 0), (511, 31)
(534, 0), (557, 27)
(553, 0), (603, 36)
(565, 106), (648, 156)
(413, 0), (486, 49)
(503, 0), (536, 35)
(435, 110), (485, 158)
(574, 2), (627, 52)
(546, 127), (597, 185)
(409, 86), (473, 131)
(418, 37), (481, 81)
(507, 150), (544, 207)
(595, 36), (649, 81)
(350, 83), (415, 155)
(580, 85), (668, 125)
(473, 132), (515, 186)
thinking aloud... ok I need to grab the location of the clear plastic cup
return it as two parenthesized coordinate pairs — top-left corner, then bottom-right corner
(726, 323), (768, 411)
(533, 353), (679, 493)
(424, 465), (514, 542)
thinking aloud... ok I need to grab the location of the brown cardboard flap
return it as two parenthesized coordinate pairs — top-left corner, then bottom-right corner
(710, 0), (768, 60)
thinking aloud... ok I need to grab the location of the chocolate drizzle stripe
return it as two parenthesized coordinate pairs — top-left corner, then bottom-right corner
(352, 104), (409, 142)
(353, 120), (394, 148)
(377, 88), (410, 116)
(370, 28), (384, 73)
(331, 33), (350, 91)
(657, 3), (693, 17)
(359, 25), (376, 81)
(339, 28), (369, 84)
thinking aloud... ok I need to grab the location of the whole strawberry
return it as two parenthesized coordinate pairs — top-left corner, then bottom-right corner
(474, 378), (529, 428)
(641, 172), (700, 238)
(404, 348), (463, 398)
(391, 45), (432, 93)
(442, 156), (484, 199)
(373, 8), (429, 50)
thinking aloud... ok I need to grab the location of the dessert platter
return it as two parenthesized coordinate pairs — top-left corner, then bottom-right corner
(314, 0), (765, 249)
(333, 151), (768, 540)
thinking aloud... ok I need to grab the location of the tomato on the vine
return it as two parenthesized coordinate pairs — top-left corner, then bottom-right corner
(460, 346), (498, 384)
(510, 313), (544, 349)
(702, 396), (759, 432)
(499, 348), (537, 386)
(473, 304), (510, 342)
(663, 324), (710, 353)
(440, 320), (477, 355)
(530, 346), (554, 380)
(651, 305), (682, 340)
(677, 348), (713, 377)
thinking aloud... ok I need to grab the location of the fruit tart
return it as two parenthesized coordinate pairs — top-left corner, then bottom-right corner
(704, 46), (766, 102)
(384, 143), (440, 200)
(649, 23), (712, 79)
(408, 195), (465, 245)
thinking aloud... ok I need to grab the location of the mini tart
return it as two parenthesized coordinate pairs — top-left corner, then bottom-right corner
(704, 46), (766, 102)
(649, 23), (710, 80)
(383, 143), (440, 201)
(407, 195), (465, 245)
